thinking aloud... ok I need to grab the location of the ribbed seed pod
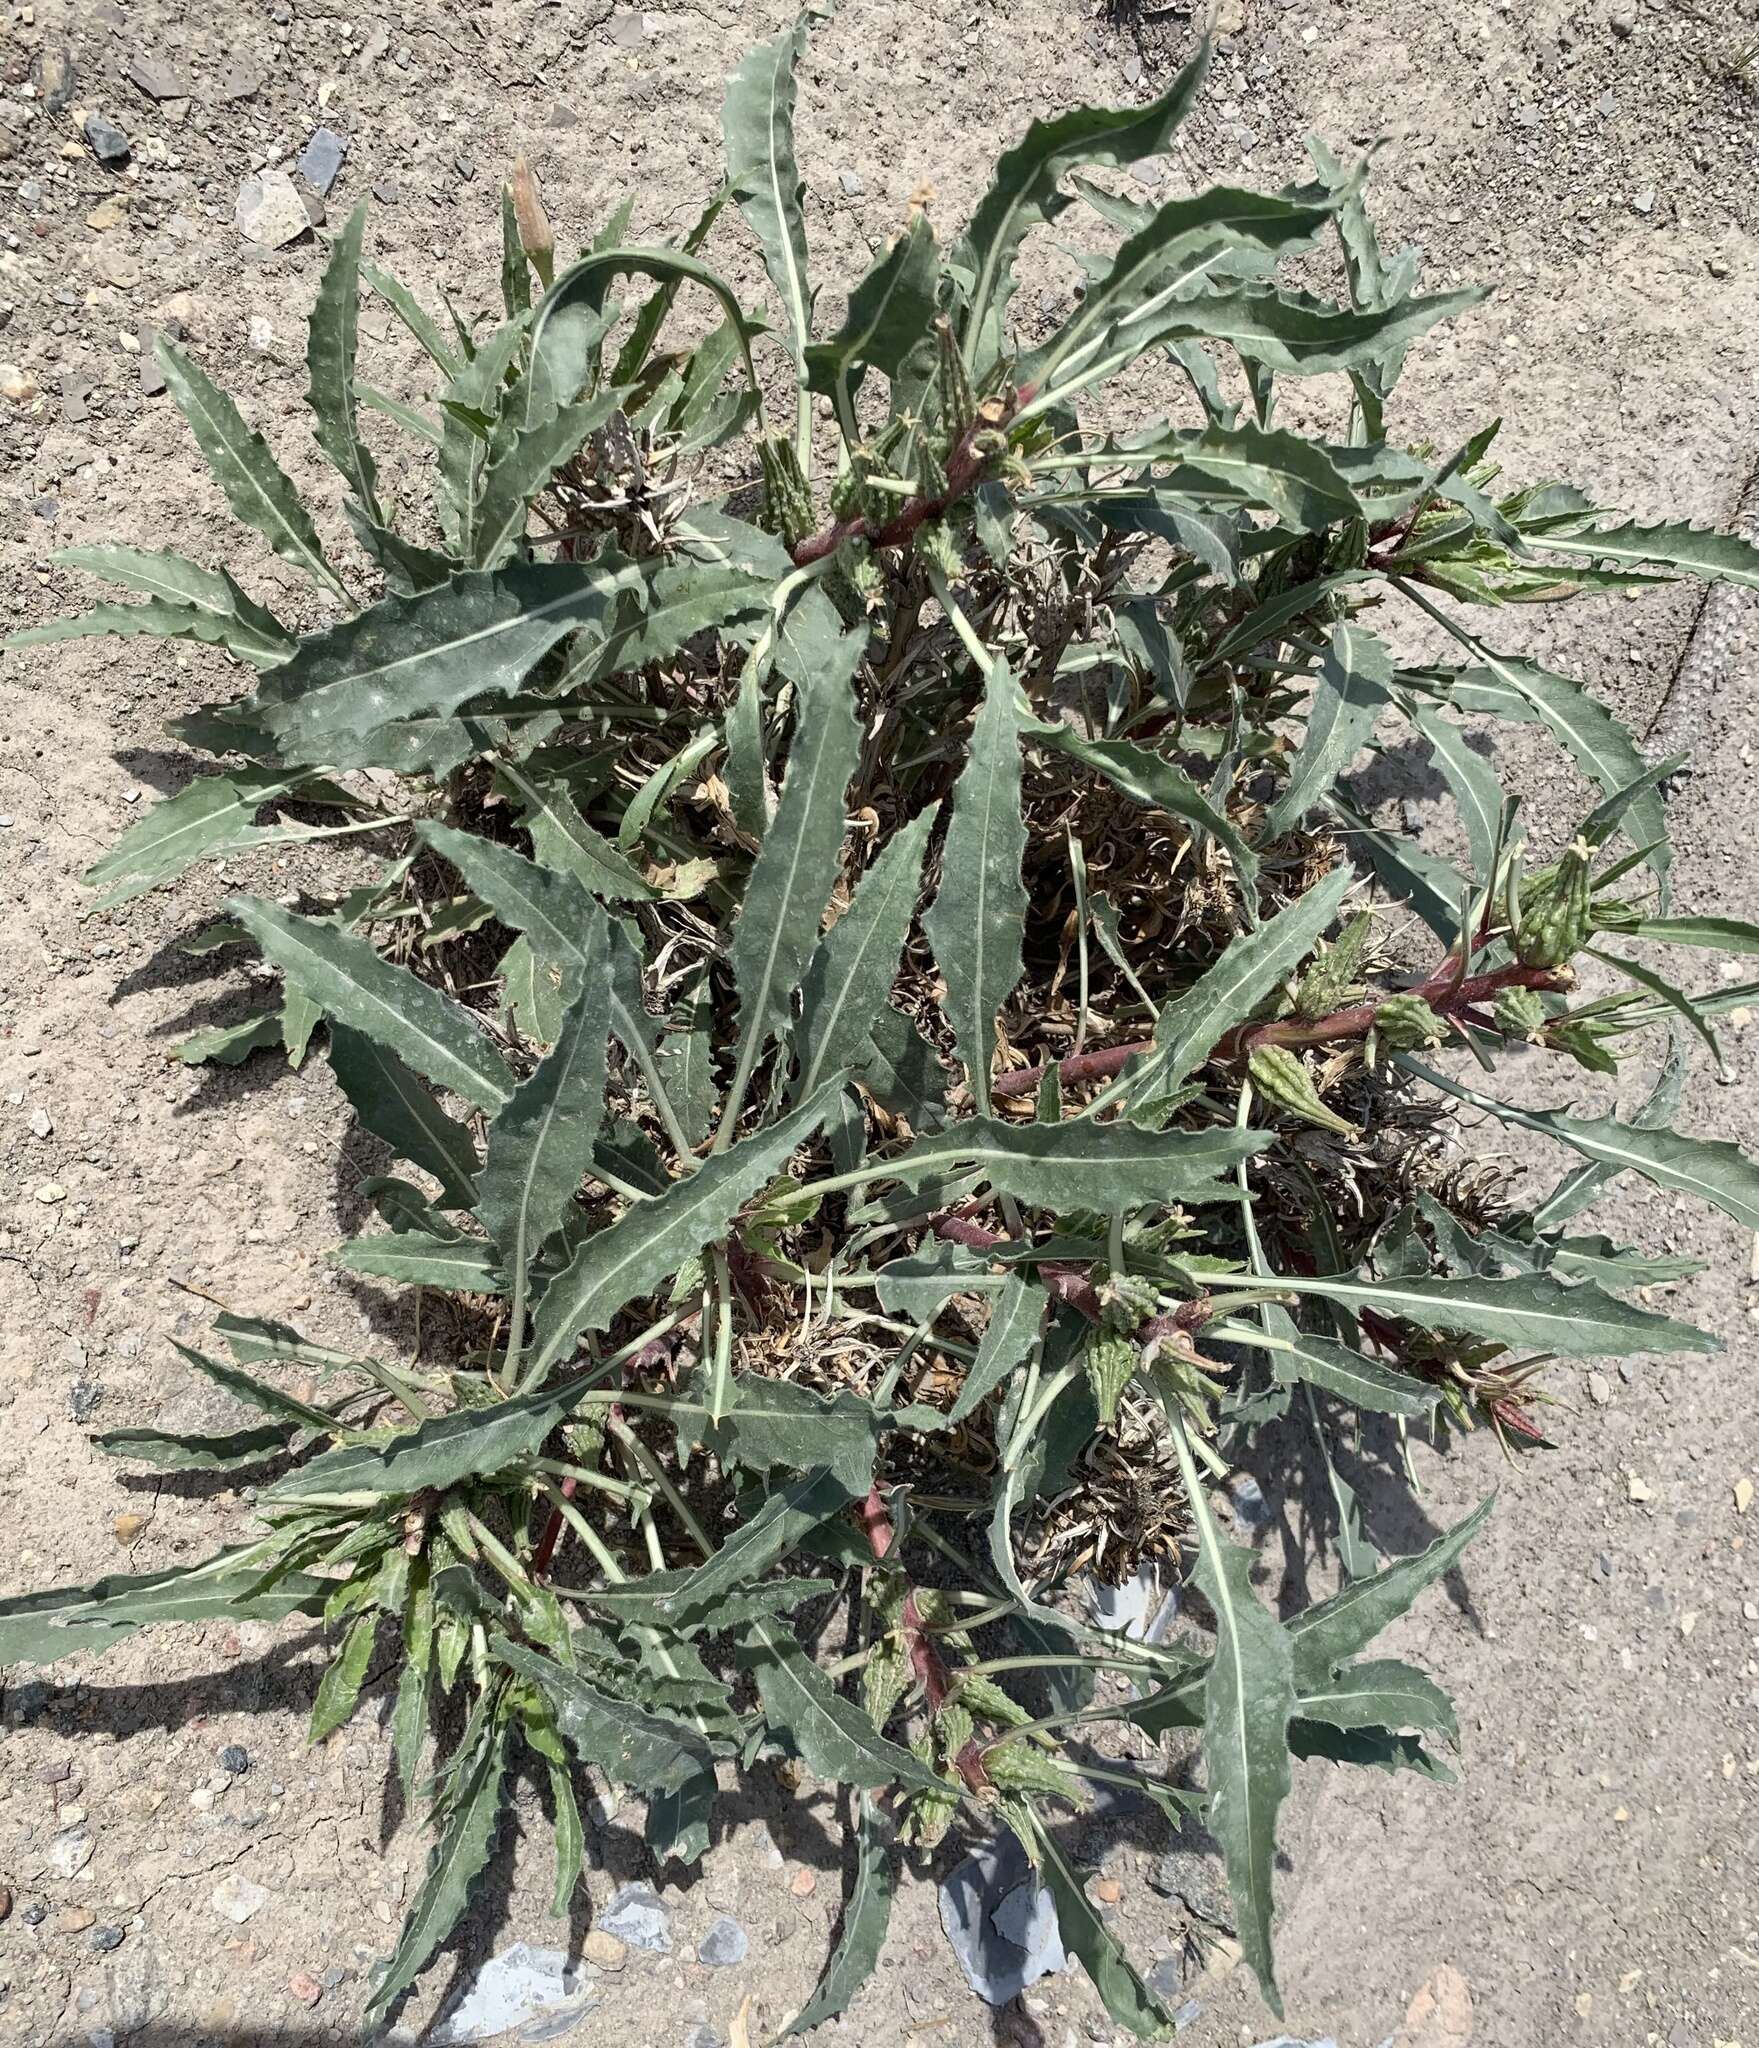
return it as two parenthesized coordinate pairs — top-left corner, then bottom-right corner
(1083, 1329), (1139, 1426)
(1293, 910), (1372, 1018)
(758, 434), (815, 547)
(1494, 985), (1549, 1042)
(1514, 844), (1593, 968)
(1374, 993), (1448, 1049)
(1248, 1043), (1357, 1138)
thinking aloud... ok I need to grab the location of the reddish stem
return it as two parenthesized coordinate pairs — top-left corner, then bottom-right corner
(530, 1475), (576, 1582)
(786, 385), (1035, 569)
(990, 959), (1568, 1102)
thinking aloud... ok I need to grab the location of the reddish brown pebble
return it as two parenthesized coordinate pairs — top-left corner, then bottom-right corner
(789, 1868), (816, 1899)
(0, 1887), (12, 1923)
(1093, 1877), (1122, 1905)
(288, 1971), (322, 2007)
(57, 1906), (96, 1934)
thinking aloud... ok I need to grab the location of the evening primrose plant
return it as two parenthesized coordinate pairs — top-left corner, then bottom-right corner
(7, 25), (1759, 2034)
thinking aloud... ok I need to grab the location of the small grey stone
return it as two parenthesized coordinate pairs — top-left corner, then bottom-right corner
(67, 1381), (104, 1422)
(1631, 186), (1656, 217)
(21, 1901), (47, 1926)
(90, 1925), (125, 1953)
(1122, 54), (1143, 84)
(609, 8), (645, 48)
(1132, 160), (1163, 189)
(49, 1830), (95, 1879)
(1250, 2038), (1338, 2048)
(455, 154), (476, 181)
(597, 1882), (671, 1954)
(1147, 1827), (1234, 1933)
(138, 327), (167, 394)
(33, 39), (79, 114)
(219, 1744), (250, 1775)
(372, 180), (399, 204)
(209, 1873), (269, 1924)
(236, 167), (311, 248)
(548, 102), (580, 127)
(83, 115), (131, 166)
(299, 128), (348, 196)
(1609, 5), (1636, 34)
(1147, 1955), (1188, 1999)
(432, 1943), (592, 2045)
(837, 169), (864, 197)
(939, 1835), (1066, 2008)
(1173, 2007), (1204, 2034)
(697, 1917), (748, 1968)
(683, 2029), (723, 2048)
(216, 58), (263, 102)
(124, 55), (191, 100)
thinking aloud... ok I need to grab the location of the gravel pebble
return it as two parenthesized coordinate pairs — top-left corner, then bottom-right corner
(596, 1882), (671, 1954)
(697, 1916), (748, 1968)
(91, 1924), (126, 1953)
(83, 114), (131, 165)
(219, 1745), (250, 1775)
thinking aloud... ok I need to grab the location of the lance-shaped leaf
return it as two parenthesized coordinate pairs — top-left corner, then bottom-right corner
(784, 1793), (896, 2037)
(959, 46), (1209, 368)
(416, 820), (615, 993)
(601, 1469), (856, 1617)
(1298, 1657), (1458, 1741)
(93, 1422), (293, 1473)
(528, 1088), (839, 1374)
(1139, 864), (1354, 1093)
(1266, 624), (1391, 835)
(735, 1618), (949, 1795)
(1165, 1408), (1294, 2014)
(1275, 1266), (1715, 1359)
(792, 806), (938, 1103)
(1084, 421), (1363, 533)
(265, 1369), (602, 1505)
(470, 387), (627, 569)
(1326, 792), (1465, 946)
(862, 1115), (1267, 1211)
(1031, 721), (1259, 901)
(723, 18), (813, 383)
(229, 897), (512, 1111)
(1631, 915), (1759, 954)
(557, 552), (776, 693)
(335, 1230), (505, 1293)
(1289, 1719), (1454, 1781)
(1408, 703), (1502, 882)
(503, 770), (655, 904)
(156, 336), (345, 598)
(874, 1240), (1007, 1321)
(1449, 655), (1667, 892)
(726, 627), (863, 1079)
(9, 544), (294, 667)
(949, 1275), (1048, 1423)
(328, 1025), (480, 1210)
(1029, 1813), (1179, 2039)
(366, 1716), (510, 2022)
(1234, 1326), (1435, 1418)
(1026, 183), (1337, 387)
(0, 1550), (327, 1668)
(248, 557), (648, 768)
(305, 201), (381, 522)
(1398, 1055), (1759, 1236)
(170, 1340), (339, 1433)
(1535, 518), (1759, 591)
(674, 1372), (919, 1496)
(1287, 1494), (1494, 1690)
(497, 1641), (720, 1791)
(475, 934), (612, 1288)
(363, 261), (461, 377)
(923, 659), (1027, 1113)
(82, 770), (334, 908)
(804, 214), (938, 396)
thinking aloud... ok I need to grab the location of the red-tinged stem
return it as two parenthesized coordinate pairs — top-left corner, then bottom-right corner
(531, 1475), (575, 1582)
(990, 960), (1569, 1102)
(787, 385), (1035, 569)
(932, 1212), (1105, 1321)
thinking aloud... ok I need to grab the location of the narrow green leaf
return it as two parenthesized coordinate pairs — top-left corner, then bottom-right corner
(171, 1340), (338, 1432)
(1165, 1409), (1294, 2014)
(328, 1024), (480, 1209)
(0, 1550), (327, 1668)
(1242, 1327), (1436, 1418)
(923, 659), (1028, 1113)
(335, 1230), (505, 1293)
(723, 18), (813, 386)
(1266, 625), (1391, 836)
(1399, 1054), (1759, 1237)
(475, 934), (612, 1286)
(631, 1469), (855, 1613)
(862, 1115), (1268, 1211)
(949, 1276), (1047, 1423)
(266, 1370), (601, 1505)
(171, 1012), (283, 1068)
(1089, 421), (1363, 533)
(1409, 705), (1501, 882)
(471, 388), (626, 569)
(365, 1717), (510, 2021)
(1631, 916), (1759, 954)
(727, 627), (864, 1076)
(46, 543), (293, 665)
(305, 201), (381, 521)
(83, 770), (326, 908)
(735, 1618), (948, 1795)
(1276, 1266), (1715, 1359)
(1030, 1814), (1178, 2039)
(356, 382), (445, 447)
(1140, 865), (1354, 1093)
(229, 897), (511, 1110)
(804, 214), (938, 396)
(497, 1640), (719, 1792)
(784, 1793), (896, 2036)
(156, 336), (344, 598)
(93, 1423), (291, 1473)
(309, 1611), (378, 1741)
(793, 806), (938, 1103)
(362, 261), (461, 378)
(546, 1760), (585, 1910)
(503, 770), (656, 904)
(1288, 1495), (1494, 1690)
(247, 558), (647, 769)
(645, 1760), (716, 1866)
(528, 1089), (839, 1374)
(1298, 1656), (1458, 1741)
(1537, 518), (1759, 591)
(959, 47), (1209, 369)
